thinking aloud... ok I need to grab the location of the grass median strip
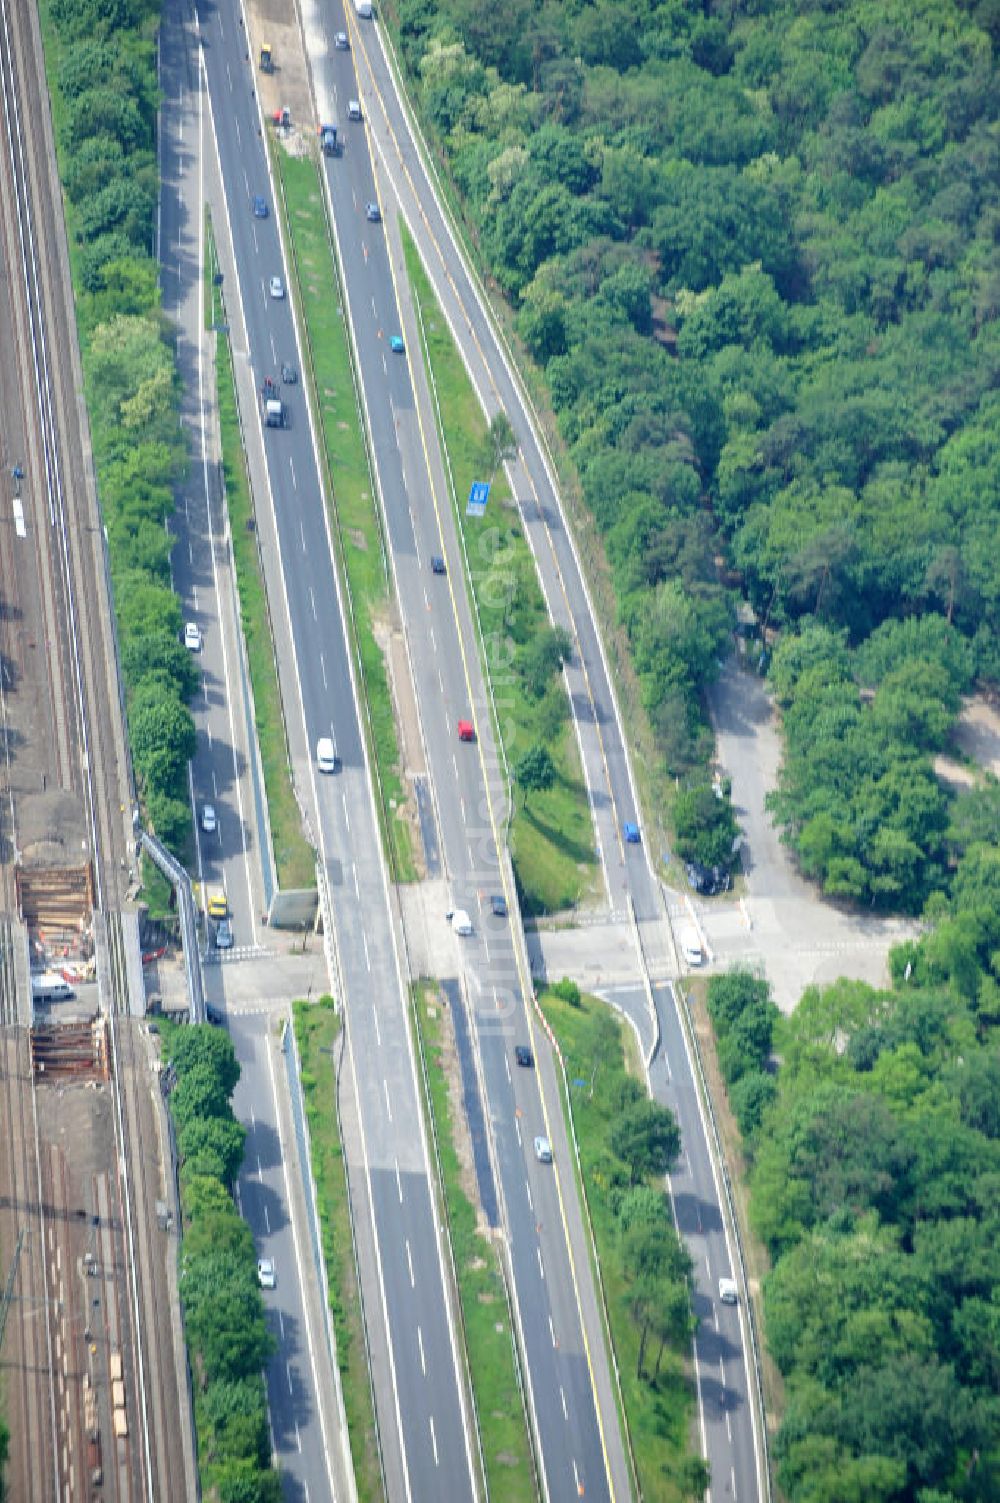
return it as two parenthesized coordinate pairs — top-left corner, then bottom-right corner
(207, 217), (315, 890)
(294, 998), (384, 1503)
(401, 229), (595, 916)
(412, 981), (537, 1501)
(274, 150), (415, 882)
(539, 985), (704, 1503)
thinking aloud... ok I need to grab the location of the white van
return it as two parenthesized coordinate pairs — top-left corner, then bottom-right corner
(450, 909), (473, 936)
(316, 737), (339, 774)
(678, 924), (703, 967)
(31, 972), (75, 1002)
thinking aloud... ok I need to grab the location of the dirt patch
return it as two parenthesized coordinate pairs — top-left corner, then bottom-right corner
(952, 694), (1000, 777)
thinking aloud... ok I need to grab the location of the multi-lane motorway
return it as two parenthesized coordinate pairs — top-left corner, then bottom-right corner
(163, 0), (764, 1500)
(180, 1), (480, 1498)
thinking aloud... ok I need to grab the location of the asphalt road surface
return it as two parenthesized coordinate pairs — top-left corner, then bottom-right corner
(305, 3), (634, 1498)
(323, 11), (765, 1500)
(190, 0), (479, 1497)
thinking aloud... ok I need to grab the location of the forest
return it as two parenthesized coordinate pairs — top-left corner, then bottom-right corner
(706, 828), (1000, 1501)
(390, 0), (1000, 899)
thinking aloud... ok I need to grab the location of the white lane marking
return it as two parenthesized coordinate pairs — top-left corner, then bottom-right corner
(264, 1204), (270, 1234)
(417, 1325), (426, 1375)
(251, 1107), (256, 1130)
(536, 1246), (544, 1281)
(373, 1007), (381, 1047)
(726, 1410), (733, 1442)
(363, 933), (371, 971)
(278, 1310), (285, 1340)
(429, 1416), (439, 1466)
(515, 1119), (522, 1149)
(525, 1181), (533, 1214)
(395, 1157), (403, 1203)
(188, 540), (193, 565)
(438, 669), (445, 695)
(270, 334), (277, 365)
(309, 586), (317, 619)
(406, 1240), (415, 1288)
(290, 456), (297, 490)
(429, 627), (436, 652)
(211, 770), (218, 796)
(321, 653), (328, 690)
(295, 1420), (302, 1453)
(504, 1055), (510, 1083)
(548, 1314), (556, 1347)
(257, 1156), (263, 1177)
(383, 1078), (392, 1121)
(572, 1458), (581, 1494)
(560, 1386), (568, 1420)
(352, 862), (360, 899)
(300, 520), (307, 552)
(286, 1362), (294, 1393)
(342, 794), (350, 832)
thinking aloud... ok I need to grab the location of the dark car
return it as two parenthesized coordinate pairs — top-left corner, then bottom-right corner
(686, 860), (731, 896)
(365, 201), (381, 223)
(430, 555), (446, 575)
(514, 1045), (534, 1068)
(252, 194), (268, 218)
(206, 1004), (225, 1026)
(281, 361), (297, 384)
(490, 894), (507, 918)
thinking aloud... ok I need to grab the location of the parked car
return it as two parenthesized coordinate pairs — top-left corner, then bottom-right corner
(514, 1044), (533, 1068)
(269, 274), (285, 300)
(533, 1135), (553, 1163)
(183, 622), (202, 652)
(200, 804), (217, 834)
(257, 1258), (276, 1290)
(686, 859), (731, 896)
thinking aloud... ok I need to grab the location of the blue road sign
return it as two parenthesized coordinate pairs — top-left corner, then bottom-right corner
(467, 480), (490, 518)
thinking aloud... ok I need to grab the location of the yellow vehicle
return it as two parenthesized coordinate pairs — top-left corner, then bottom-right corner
(207, 891), (229, 920)
(259, 42), (273, 73)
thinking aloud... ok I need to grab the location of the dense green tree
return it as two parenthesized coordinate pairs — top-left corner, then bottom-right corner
(514, 742), (555, 805)
(609, 1098), (681, 1184)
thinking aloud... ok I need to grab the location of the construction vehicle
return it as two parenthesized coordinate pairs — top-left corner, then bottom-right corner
(319, 123), (339, 157)
(261, 377), (286, 429)
(259, 42), (273, 73)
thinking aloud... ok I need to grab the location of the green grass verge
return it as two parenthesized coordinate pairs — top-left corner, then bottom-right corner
(412, 982), (536, 1500)
(293, 998), (384, 1503)
(274, 151), (416, 882)
(539, 987), (695, 1503)
(207, 218), (316, 891)
(400, 230), (595, 915)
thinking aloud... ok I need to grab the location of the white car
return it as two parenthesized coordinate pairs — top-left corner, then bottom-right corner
(533, 1135), (553, 1164)
(183, 622), (202, 652)
(718, 1277), (738, 1305)
(200, 804), (217, 834)
(269, 275), (285, 300)
(257, 1258), (276, 1290)
(316, 736), (339, 774)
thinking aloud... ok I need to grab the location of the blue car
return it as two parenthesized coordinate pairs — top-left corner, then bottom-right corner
(389, 334), (405, 353)
(623, 821), (640, 845)
(253, 194), (268, 218)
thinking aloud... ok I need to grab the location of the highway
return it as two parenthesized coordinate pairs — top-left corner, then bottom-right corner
(312, 8), (765, 1501)
(305, 5), (634, 1500)
(186, 0), (479, 1497)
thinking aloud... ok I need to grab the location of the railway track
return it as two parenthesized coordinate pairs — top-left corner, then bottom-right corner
(0, 3), (186, 1499)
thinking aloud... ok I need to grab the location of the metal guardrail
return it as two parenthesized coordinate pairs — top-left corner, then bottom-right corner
(140, 830), (204, 1022)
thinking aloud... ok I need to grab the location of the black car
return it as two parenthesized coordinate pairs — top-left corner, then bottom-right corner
(686, 860), (731, 896)
(490, 894), (507, 918)
(430, 555), (447, 575)
(281, 361), (298, 384)
(514, 1045), (534, 1068)
(206, 1004), (225, 1027)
